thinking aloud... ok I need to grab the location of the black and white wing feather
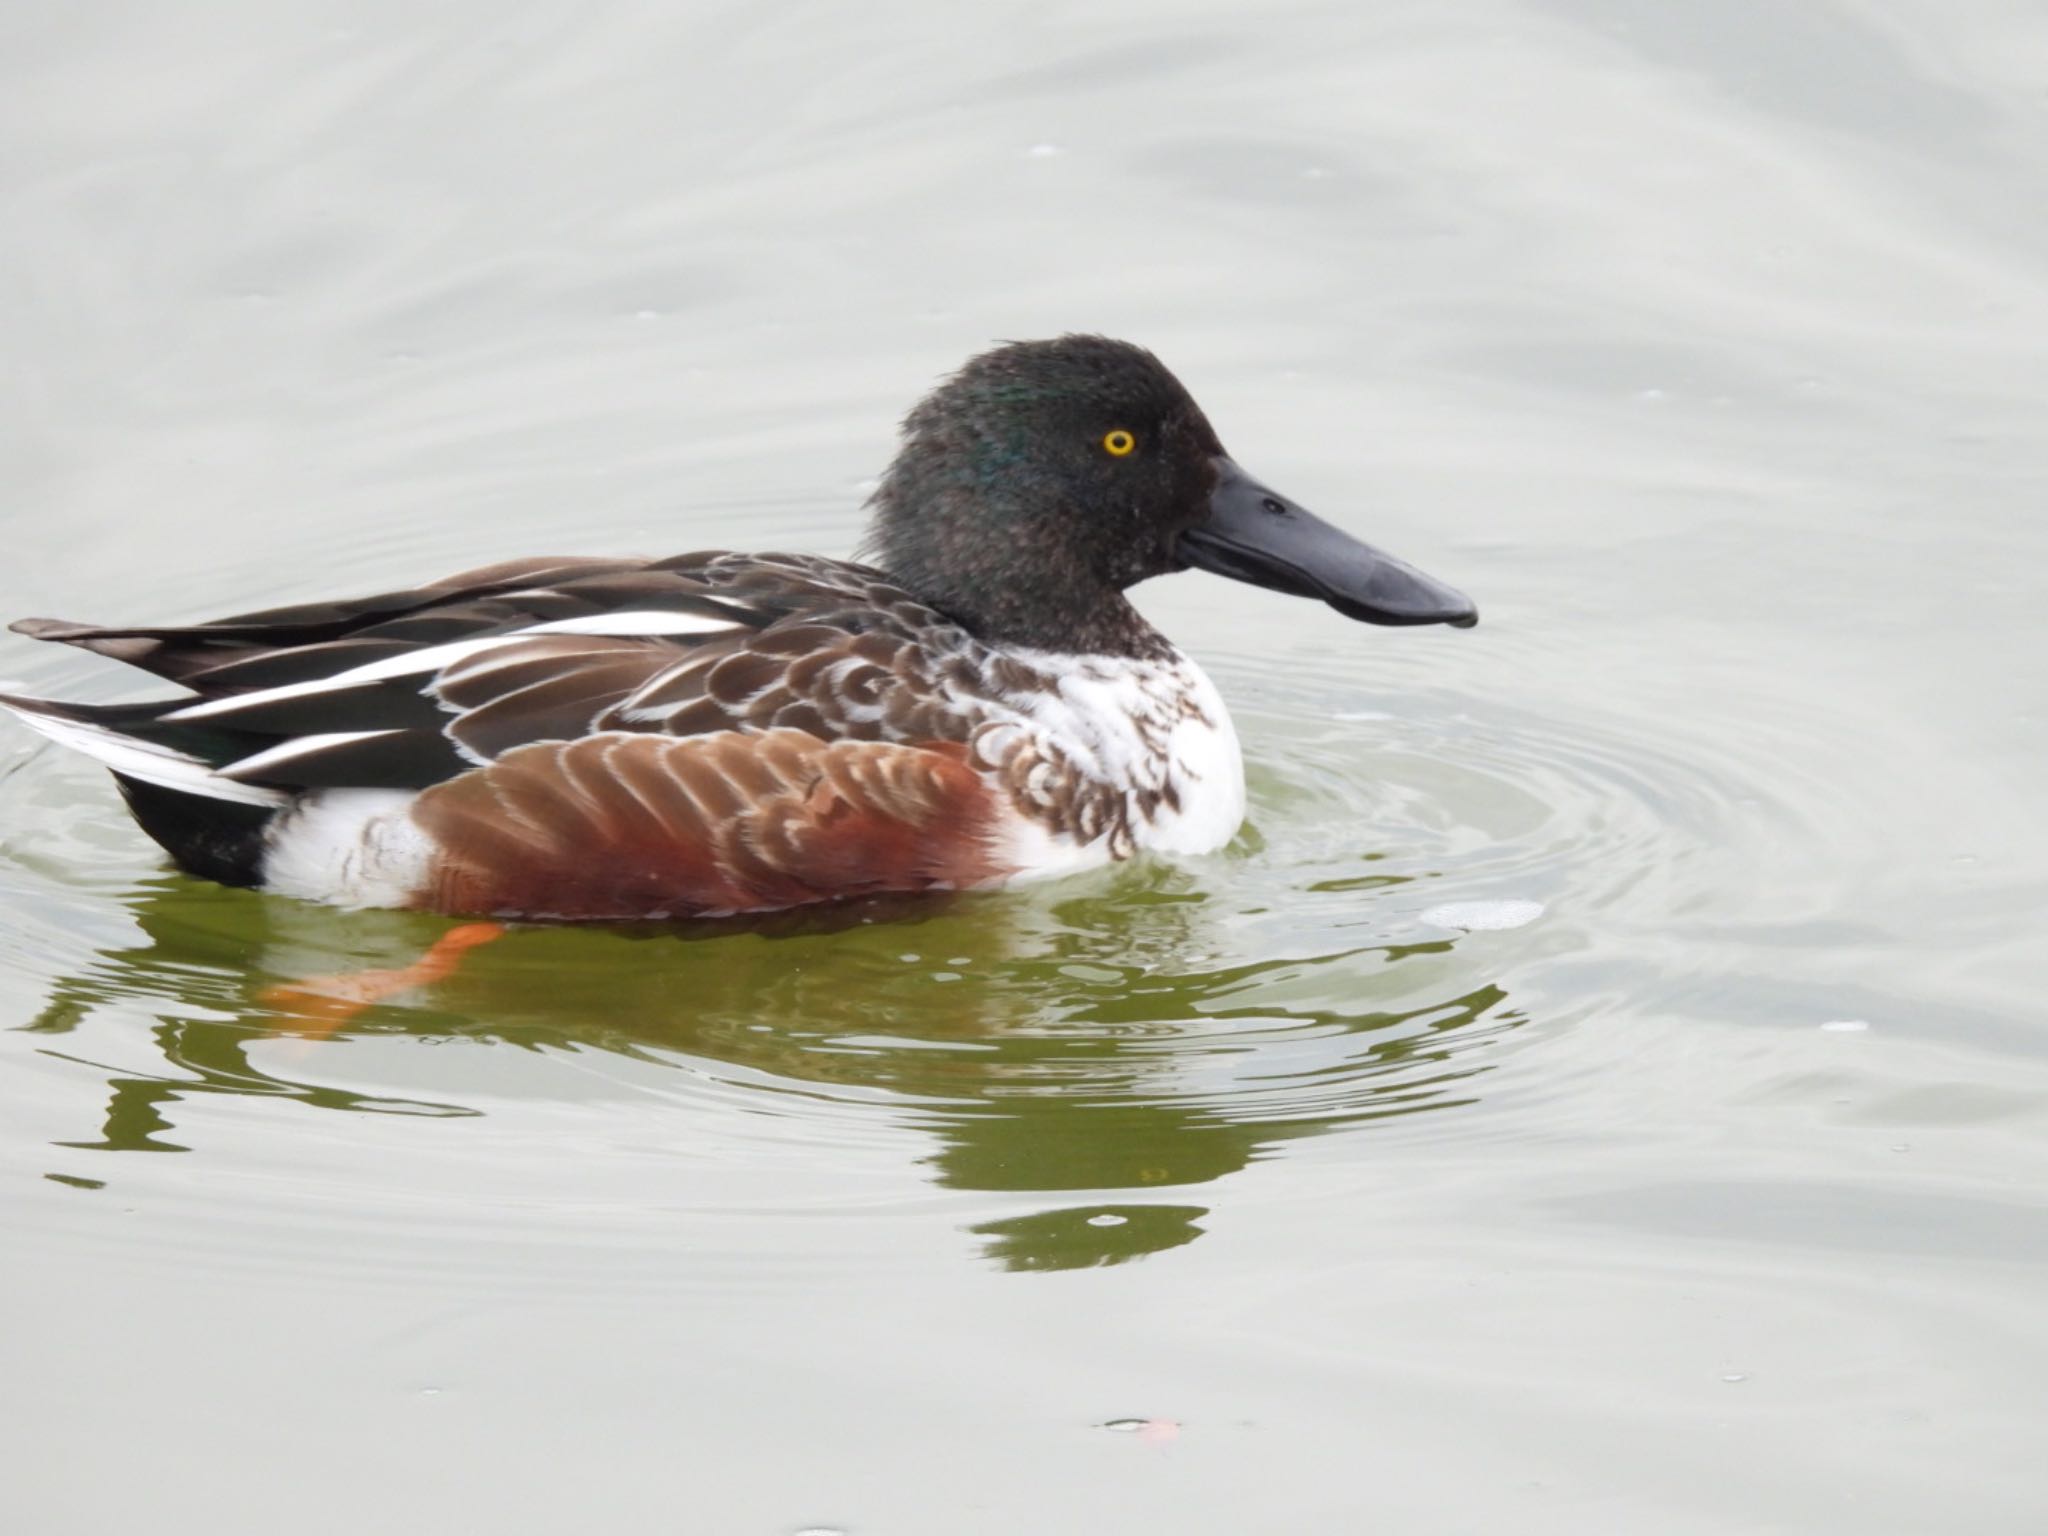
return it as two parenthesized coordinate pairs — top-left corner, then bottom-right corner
(4, 551), (985, 800)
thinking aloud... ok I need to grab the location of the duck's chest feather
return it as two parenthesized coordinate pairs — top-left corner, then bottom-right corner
(965, 646), (1245, 878)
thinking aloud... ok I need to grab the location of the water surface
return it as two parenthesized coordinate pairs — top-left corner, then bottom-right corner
(3, 2), (2045, 1532)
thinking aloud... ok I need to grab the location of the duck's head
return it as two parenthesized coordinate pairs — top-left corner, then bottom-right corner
(862, 335), (1477, 655)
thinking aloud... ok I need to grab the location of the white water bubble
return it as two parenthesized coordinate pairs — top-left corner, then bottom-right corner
(1086, 1213), (1127, 1228)
(1097, 1417), (1182, 1443)
(1819, 1019), (1870, 1032)
(1420, 899), (1545, 932)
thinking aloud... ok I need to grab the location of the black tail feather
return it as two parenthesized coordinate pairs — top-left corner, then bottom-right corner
(111, 774), (275, 888)
(10, 615), (263, 683)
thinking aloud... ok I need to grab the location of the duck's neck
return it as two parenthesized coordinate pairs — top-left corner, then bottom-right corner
(861, 490), (1174, 660)
(903, 565), (1169, 658)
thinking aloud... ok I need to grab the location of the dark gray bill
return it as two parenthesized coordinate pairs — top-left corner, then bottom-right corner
(1177, 458), (1478, 628)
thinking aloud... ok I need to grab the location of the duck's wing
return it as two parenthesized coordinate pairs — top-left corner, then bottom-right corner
(7, 552), (983, 797)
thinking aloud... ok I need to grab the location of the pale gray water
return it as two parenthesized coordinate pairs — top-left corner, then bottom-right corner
(3, 3), (2046, 1532)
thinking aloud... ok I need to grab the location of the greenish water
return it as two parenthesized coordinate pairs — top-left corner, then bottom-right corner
(4, 3), (2046, 1532)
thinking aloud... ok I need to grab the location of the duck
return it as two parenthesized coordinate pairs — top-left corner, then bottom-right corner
(2, 335), (1476, 922)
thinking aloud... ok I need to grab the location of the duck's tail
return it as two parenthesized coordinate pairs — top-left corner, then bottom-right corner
(1, 687), (286, 888)
(0, 689), (283, 807)
(9, 615), (191, 674)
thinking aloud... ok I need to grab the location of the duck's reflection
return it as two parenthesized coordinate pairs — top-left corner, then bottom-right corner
(24, 867), (1527, 1270)
(970, 1205), (1207, 1271)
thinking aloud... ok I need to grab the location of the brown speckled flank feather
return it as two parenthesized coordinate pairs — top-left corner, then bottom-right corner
(413, 731), (1001, 919)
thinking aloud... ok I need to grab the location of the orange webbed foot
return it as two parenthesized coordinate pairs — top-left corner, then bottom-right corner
(259, 921), (507, 1039)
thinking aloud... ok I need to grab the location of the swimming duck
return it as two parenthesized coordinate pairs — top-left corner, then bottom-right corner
(2, 336), (1475, 921)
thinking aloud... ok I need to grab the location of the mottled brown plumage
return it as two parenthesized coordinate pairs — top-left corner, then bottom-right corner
(412, 730), (1003, 918)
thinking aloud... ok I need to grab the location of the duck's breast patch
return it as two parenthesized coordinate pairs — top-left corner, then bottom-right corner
(968, 645), (1245, 869)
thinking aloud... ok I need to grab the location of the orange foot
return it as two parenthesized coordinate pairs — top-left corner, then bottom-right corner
(259, 921), (507, 1039)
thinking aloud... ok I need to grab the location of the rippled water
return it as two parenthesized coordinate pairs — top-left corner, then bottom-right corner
(5, 3), (2046, 1532)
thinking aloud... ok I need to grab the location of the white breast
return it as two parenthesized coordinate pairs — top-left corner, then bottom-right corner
(972, 646), (1245, 880)
(1144, 656), (1246, 853)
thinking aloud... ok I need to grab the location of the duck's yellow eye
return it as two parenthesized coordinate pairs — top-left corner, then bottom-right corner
(1103, 429), (1136, 457)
